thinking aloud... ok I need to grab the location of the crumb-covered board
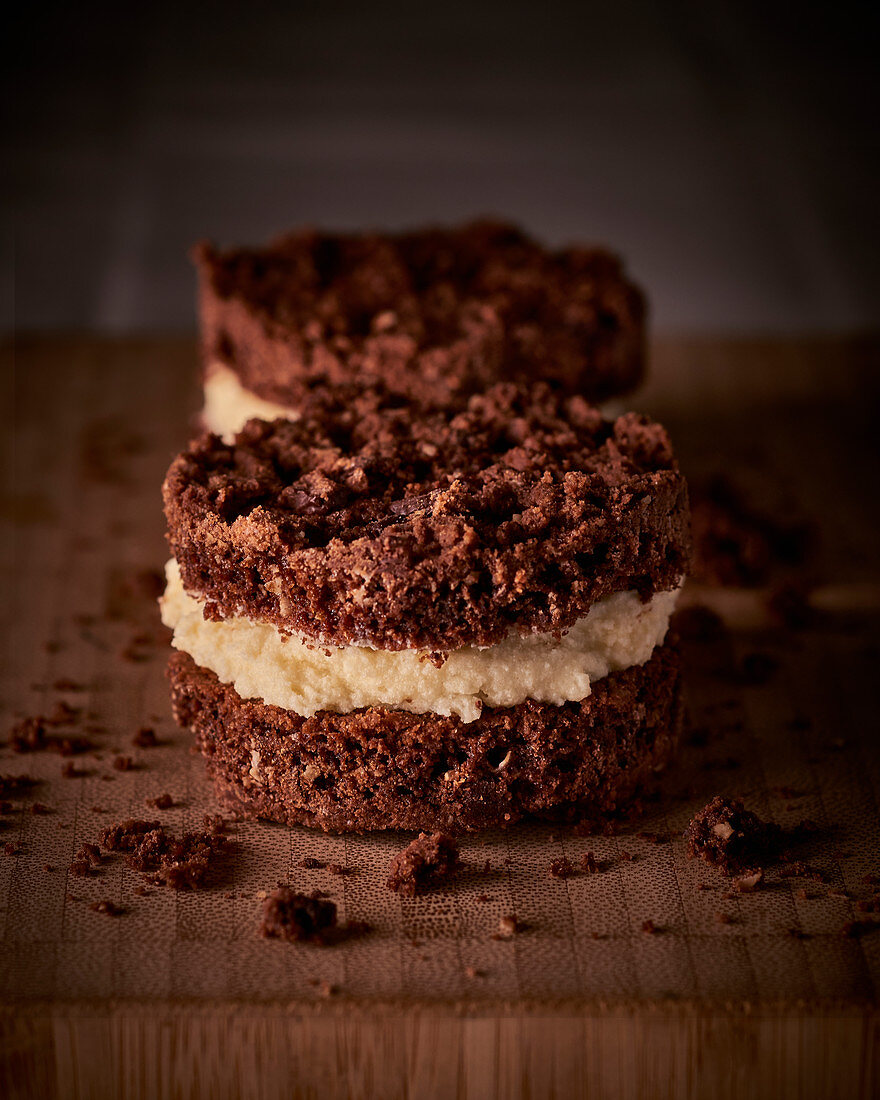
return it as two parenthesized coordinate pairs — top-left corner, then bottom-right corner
(1, 336), (878, 1099)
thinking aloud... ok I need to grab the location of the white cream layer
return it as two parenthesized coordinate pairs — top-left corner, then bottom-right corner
(202, 362), (299, 441)
(161, 559), (679, 723)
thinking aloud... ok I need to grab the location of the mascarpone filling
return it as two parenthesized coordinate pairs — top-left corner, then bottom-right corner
(202, 362), (299, 440)
(161, 559), (680, 723)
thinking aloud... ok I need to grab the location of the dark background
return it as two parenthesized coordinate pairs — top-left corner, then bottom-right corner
(6, 1), (879, 334)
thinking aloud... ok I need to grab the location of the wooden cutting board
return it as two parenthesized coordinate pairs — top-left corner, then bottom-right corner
(1, 335), (878, 1100)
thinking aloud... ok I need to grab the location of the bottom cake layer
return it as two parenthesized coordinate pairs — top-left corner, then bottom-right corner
(167, 642), (683, 833)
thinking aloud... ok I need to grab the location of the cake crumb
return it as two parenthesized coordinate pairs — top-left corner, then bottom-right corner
(100, 818), (231, 889)
(549, 857), (576, 879)
(132, 727), (159, 748)
(89, 900), (125, 917)
(146, 793), (175, 809)
(492, 914), (523, 940)
(842, 920), (878, 939)
(684, 796), (782, 875)
(260, 888), (337, 944)
(386, 832), (461, 897)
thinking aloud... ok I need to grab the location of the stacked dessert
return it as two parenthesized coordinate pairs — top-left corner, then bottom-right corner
(161, 221), (690, 832)
(193, 220), (646, 439)
(162, 383), (689, 832)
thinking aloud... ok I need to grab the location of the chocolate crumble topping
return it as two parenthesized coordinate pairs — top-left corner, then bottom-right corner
(164, 382), (690, 650)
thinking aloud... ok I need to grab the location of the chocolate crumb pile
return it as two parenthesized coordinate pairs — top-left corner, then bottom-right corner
(260, 888), (337, 944)
(684, 796), (782, 875)
(386, 832), (461, 897)
(100, 817), (230, 889)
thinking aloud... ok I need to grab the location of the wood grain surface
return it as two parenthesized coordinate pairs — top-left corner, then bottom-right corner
(1, 335), (879, 1099)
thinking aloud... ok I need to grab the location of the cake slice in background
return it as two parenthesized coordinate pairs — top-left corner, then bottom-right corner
(193, 220), (646, 439)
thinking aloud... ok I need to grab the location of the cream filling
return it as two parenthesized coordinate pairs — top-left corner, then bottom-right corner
(202, 362), (299, 440)
(161, 559), (680, 723)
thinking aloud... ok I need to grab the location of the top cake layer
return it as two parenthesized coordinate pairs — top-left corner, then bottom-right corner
(163, 383), (689, 651)
(194, 220), (645, 410)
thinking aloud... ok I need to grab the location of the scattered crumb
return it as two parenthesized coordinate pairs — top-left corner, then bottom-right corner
(684, 796), (782, 875)
(299, 856), (325, 869)
(641, 919), (661, 934)
(549, 857), (576, 879)
(29, 802), (51, 815)
(841, 920), (877, 939)
(132, 727), (159, 748)
(52, 678), (85, 692)
(0, 775), (36, 797)
(715, 912), (734, 925)
(734, 870), (764, 893)
(260, 888), (337, 944)
(146, 793), (175, 810)
(581, 852), (600, 874)
(112, 755), (135, 772)
(100, 818), (231, 889)
(89, 900), (124, 917)
(4, 843), (20, 856)
(386, 832), (461, 897)
(43, 864), (55, 873)
(671, 604), (726, 643)
(778, 862), (825, 884)
(493, 914), (523, 940)
(464, 966), (485, 979)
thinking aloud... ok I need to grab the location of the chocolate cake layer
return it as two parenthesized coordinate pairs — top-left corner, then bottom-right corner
(167, 641), (683, 834)
(164, 383), (690, 651)
(194, 220), (646, 410)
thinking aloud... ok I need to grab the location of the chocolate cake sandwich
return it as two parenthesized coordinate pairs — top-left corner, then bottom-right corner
(194, 220), (645, 440)
(161, 383), (690, 833)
